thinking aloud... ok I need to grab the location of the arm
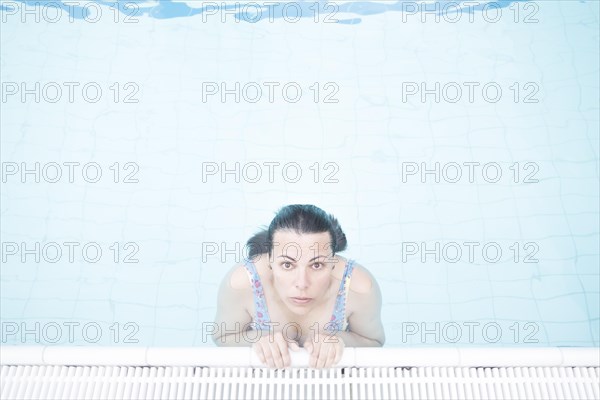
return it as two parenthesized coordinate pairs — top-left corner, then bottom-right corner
(211, 265), (256, 347)
(334, 329), (382, 347)
(338, 267), (385, 347)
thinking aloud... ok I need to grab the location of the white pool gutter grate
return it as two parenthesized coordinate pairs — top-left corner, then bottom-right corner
(1, 347), (598, 400)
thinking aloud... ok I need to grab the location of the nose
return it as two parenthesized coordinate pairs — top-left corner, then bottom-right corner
(295, 267), (309, 290)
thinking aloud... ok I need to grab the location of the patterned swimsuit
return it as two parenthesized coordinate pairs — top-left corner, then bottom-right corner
(243, 259), (356, 333)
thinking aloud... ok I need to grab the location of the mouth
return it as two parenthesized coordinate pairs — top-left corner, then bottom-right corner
(291, 297), (313, 304)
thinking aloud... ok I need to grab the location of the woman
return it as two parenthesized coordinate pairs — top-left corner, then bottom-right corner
(212, 204), (385, 369)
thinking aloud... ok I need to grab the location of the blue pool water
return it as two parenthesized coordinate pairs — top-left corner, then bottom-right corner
(1, 1), (598, 348)
(3, 0), (535, 23)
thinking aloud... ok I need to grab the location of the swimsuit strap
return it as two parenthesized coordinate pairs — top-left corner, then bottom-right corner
(328, 259), (356, 332)
(243, 259), (272, 330)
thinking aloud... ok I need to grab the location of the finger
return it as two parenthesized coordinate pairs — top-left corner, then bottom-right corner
(305, 338), (315, 367)
(334, 344), (344, 365)
(289, 341), (301, 352)
(325, 344), (337, 369)
(304, 340), (313, 356)
(261, 341), (276, 368)
(309, 340), (320, 368)
(316, 344), (332, 369)
(274, 335), (290, 368)
(269, 344), (285, 369)
(253, 344), (266, 365)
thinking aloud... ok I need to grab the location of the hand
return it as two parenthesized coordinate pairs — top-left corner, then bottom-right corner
(303, 331), (345, 369)
(252, 331), (301, 369)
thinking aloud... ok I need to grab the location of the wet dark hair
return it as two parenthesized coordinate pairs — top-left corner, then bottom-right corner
(246, 204), (347, 260)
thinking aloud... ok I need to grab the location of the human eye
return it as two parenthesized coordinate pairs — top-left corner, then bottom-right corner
(312, 262), (323, 270)
(281, 262), (293, 270)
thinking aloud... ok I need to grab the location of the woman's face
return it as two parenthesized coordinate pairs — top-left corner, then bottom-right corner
(269, 229), (336, 315)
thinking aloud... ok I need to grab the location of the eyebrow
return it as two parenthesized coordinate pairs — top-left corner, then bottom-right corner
(277, 255), (326, 262)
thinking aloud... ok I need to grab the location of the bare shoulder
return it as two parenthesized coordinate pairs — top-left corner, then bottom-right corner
(345, 261), (385, 346)
(216, 263), (253, 314)
(213, 263), (254, 343)
(348, 262), (376, 294)
(228, 263), (251, 290)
